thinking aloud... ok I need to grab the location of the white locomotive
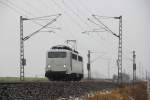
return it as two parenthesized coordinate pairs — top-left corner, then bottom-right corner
(45, 45), (83, 81)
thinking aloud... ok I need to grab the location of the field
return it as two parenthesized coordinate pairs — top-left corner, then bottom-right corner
(84, 82), (148, 100)
(0, 77), (49, 83)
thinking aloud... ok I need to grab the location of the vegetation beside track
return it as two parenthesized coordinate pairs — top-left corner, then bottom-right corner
(0, 77), (48, 83)
(83, 82), (147, 100)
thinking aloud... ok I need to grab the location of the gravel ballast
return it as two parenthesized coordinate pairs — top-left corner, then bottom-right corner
(0, 81), (116, 100)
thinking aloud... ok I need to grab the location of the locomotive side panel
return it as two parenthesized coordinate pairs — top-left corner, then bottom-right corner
(71, 53), (83, 74)
(64, 51), (72, 74)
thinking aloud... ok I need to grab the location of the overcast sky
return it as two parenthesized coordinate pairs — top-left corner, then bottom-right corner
(0, 0), (150, 79)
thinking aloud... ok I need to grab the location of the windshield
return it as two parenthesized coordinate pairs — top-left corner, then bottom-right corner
(48, 52), (66, 58)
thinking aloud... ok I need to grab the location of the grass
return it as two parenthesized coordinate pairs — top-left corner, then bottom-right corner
(83, 82), (147, 100)
(0, 77), (49, 83)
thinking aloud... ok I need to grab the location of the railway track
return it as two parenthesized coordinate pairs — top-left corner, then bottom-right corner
(0, 80), (117, 100)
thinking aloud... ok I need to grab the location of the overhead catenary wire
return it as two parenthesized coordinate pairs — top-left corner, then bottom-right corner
(42, 1), (112, 53)
(84, 14), (124, 81)
(0, 0), (64, 45)
(0, 1), (26, 17)
(68, 0), (89, 16)
(93, 15), (117, 19)
(60, 0), (134, 79)
(92, 14), (133, 52)
(92, 15), (119, 38)
(2, 0), (131, 65)
(82, 30), (118, 56)
(5, 0), (35, 17)
(3, 0), (60, 32)
(51, 0), (94, 47)
(78, 0), (94, 15)
(1, 0), (126, 47)
(87, 18), (109, 32)
(25, 14), (61, 20)
(62, 0), (91, 28)
(23, 0), (76, 43)
(70, 0), (108, 35)
(23, 14), (62, 41)
(0, 0), (63, 80)
(2, 0), (37, 24)
(23, 0), (57, 20)
(21, 0), (47, 16)
(83, 28), (118, 58)
(50, 0), (84, 30)
(1, 0), (126, 79)
(61, 0), (91, 29)
(89, 15), (130, 47)
(83, 17), (120, 51)
(50, 0), (88, 42)
(90, 52), (108, 63)
(87, 15), (132, 54)
(89, 35), (118, 56)
(38, 0), (53, 13)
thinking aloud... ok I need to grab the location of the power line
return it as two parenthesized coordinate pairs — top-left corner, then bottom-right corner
(23, 14), (61, 41)
(5, 0), (35, 17)
(21, 0), (47, 16)
(50, 0), (84, 30)
(87, 18), (109, 32)
(0, 1), (26, 16)
(69, 0), (91, 16)
(83, 30), (119, 56)
(3, 0), (59, 32)
(93, 14), (117, 19)
(55, 2), (110, 48)
(0, 1), (43, 29)
(23, 0), (77, 44)
(85, 15), (123, 84)
(50, 0), (86, 41)
(52, 0), (94, 43)
(92, 15), (119, 37)
(78, 0), (93, 15)
(90, 52), (108, 63)
(26, 14), (61, 20)
(20, 14), (61, 81)
(90, 15), (131, 55)
(86, 17), (127, 51)
(62, 0), (91, 28)
(38, 0), (53, 13)
(87, 15), (131, 53)
(83, 18), (120, 53)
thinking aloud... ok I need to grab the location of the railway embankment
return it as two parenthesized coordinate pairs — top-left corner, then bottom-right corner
(0, 81), (116, 100)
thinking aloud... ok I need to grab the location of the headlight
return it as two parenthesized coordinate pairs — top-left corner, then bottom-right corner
(46, 65), (51, 71)
(64, 64), (66, 68)
(48, 64), (51, 68)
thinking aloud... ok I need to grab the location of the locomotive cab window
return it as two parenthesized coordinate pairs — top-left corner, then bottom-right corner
(48, 52), (66, 58)
(72, 53), (77, 60)
(78, 56), (83, 62)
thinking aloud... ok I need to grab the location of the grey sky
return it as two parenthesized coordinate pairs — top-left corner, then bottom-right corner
(0, 0), (150, 79)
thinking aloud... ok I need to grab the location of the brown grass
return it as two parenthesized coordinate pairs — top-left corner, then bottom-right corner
(83, 82), (148, 100)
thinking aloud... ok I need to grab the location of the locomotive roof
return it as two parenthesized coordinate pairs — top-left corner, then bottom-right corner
(51, 45), (78, 54)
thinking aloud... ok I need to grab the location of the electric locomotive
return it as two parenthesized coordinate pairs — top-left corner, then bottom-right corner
(45, 45), (83, 81)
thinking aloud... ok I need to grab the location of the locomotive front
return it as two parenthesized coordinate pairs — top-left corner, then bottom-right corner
(45, 45), (83, 81)
(45, 50), (69, 80)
